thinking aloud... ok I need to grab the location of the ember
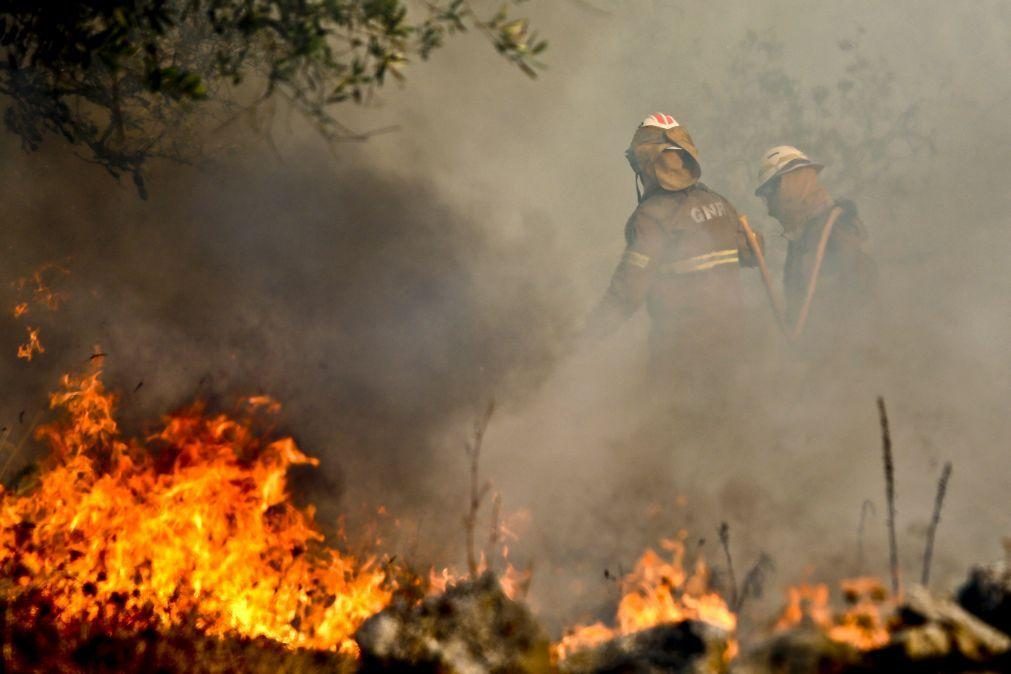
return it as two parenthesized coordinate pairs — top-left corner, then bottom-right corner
(0, 365), (393, 656)
(16, 326), (44, 361)
(14, 261), (69, 311)
(10, 262), (70, 361)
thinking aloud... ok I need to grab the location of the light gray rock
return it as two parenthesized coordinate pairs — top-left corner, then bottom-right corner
(354, 571), (551, 674)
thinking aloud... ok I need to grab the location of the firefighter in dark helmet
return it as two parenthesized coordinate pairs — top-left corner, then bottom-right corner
(754, 145), (877, 345)
(586, 113), (764, 377)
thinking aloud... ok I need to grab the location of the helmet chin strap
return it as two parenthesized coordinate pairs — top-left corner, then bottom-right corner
(625, 146), (645, 203)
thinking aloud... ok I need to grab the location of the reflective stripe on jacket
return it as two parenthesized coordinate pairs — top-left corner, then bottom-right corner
(587, 183), (760, 344)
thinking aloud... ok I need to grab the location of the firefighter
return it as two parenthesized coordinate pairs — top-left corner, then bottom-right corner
(754, 146), (877, 344)
(586, 113), (763, 379)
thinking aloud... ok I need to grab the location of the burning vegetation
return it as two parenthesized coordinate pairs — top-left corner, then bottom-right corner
(0, 365), (393, 662)
(774, 577), (890, 651)
(555, 535), (736, 662)
(1, 368), (1010, 673)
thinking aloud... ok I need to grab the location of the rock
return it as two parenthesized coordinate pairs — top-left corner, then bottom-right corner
(354, 571), (551, 674)
(889, 622), (949, 661)
(560, 620), (732, 674)
(731, 584), (1011, 674)
(898, 584), (1010, 661)
(852, 585), (1010, 673)
(958, 559), (1011, 638)
(731, 627), (858, 674)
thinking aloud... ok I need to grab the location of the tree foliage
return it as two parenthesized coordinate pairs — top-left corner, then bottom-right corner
(703, 29), (935, 203)
(0, 0), (547, 195)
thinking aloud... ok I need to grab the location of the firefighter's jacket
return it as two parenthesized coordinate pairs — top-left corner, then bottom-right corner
(587, 183), (760, 359)
(783, 199), (877, 339)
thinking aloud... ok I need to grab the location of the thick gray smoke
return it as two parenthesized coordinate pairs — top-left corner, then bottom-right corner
(1, 0), (1008, 635)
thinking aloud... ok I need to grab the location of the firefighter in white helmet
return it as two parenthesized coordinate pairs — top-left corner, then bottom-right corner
(755, 145), (877, 342)
(586, 113), (764, 378)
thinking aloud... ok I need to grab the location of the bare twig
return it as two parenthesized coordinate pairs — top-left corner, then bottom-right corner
(735, 553), (775, 613)
(463, 400), (495, 577)
(878, 396), (900, 596)
(484, 491), (502, 574)
(921, 462), (953, 586)
(608, 563), (627, 603)
(718, 522), (738, 609)
(856, 499), (876, 574)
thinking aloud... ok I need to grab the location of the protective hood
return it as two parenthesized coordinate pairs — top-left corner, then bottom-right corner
(766, 165), (833, 240)
(627, 125), (701, 193)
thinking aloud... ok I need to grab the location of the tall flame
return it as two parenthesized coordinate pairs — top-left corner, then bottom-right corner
(0, 367), (392, 655)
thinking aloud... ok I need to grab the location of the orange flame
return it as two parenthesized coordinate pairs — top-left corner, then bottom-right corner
(245, 395), (282, 415)
(11, 262), (70, 362)
(775, 576), (890, 650)
(0, 367), (392, 655)
(16, 326), (45, 361)
(774, 583), (833, 631)
(427, 566), (459, 596)
(554, 535), (736, 661)
(426, 548), (532, 601)
(14, 262), (69, 311)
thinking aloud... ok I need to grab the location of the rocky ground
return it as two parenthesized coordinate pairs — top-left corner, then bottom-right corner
(6, 562), (1011, 673)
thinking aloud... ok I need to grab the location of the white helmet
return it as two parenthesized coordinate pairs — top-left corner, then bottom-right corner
(755, 145), (823, 196)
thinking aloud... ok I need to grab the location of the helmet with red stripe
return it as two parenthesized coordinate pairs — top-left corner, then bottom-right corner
(640, 113), (680, 130)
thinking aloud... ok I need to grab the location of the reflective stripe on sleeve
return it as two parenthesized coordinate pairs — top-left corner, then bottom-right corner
(623, 251), (652, 269)
(659, 249), (739, 275)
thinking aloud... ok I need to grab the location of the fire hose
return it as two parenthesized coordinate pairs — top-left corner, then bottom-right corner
(738, 207), (842, 342)
(738, 215), (788, 335)
(790, 206), (842, 340)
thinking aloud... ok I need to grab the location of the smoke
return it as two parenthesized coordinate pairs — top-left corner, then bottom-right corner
(0, 140), (574, 516)
(1, 0), (1009, 636)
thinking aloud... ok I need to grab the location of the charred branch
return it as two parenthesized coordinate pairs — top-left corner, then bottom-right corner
(463, 399), (495, 578)
(718, 522), (739, 610)
(877, 396), (900, 597)
(921, 462), (953, 587)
